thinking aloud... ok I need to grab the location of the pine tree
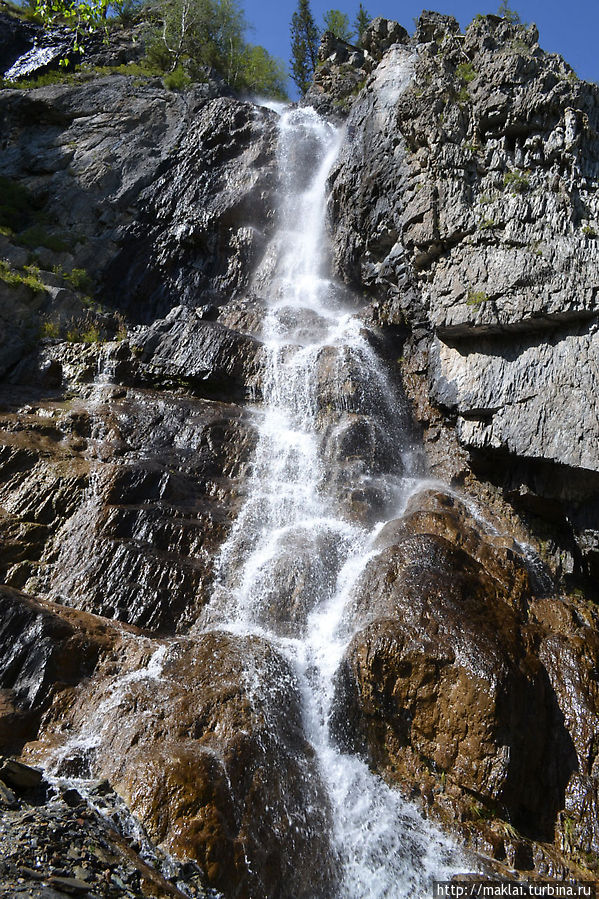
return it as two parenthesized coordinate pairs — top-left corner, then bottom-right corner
(354, 2), (371, 41)
(290, 0), (319, 95)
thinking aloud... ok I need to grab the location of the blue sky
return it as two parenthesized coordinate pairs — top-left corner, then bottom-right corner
(244, 0), (598, 95)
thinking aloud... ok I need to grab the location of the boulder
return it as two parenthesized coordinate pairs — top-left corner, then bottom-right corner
(0, 757), (42, 790)
(134, 305), (264, 400)
(331, 490), (577, 841)
(30, 631), (339, 899)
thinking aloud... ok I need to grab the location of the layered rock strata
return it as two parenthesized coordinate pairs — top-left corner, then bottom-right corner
(327, 11), (599, 591)
(1, 9), (599, 897)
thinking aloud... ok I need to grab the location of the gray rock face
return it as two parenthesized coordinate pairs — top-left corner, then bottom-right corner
(432, 323), (599, 474)
(0, 79), (278, 323)
(0, 348), (257, 632)
(304, 32), (372, 118)
(133, 304), (264, 399)
(327, 11), (599, 586)
(102, 95), (278, 319)
(361, 16), (409, 61)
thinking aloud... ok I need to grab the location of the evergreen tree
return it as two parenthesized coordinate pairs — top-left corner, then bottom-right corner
(323, 9), (353, 42)
(290, 0), (319, 94)
(498, 1), (520, 24)
(354, 2), (371, 41)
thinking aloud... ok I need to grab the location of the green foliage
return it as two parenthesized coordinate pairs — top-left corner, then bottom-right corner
(66, 316), (103, 343)
(66, 267), (94, 291)
(34, 0), (109, 59)
(503, 169), (530, 194)
(3, 59), (163, 90)
(507, 37), (531, 56)
(108, 0), (143, 22)
(0, 176), (78, 258)
(479, 218), (497, 230)
(454, 60), (476, 105)
(0, 67), (80, 88)
(3, 0), (39, 18)
(17, 224), (71, 252)
(163, 63), (191, 89)
(466, 289), (489, 306)
(40, 318), (60, 338)
(354, 2), (370, 41)
(498, 1), (520, 24)
(530, 239), (543, 256)
(144, 0), (287, 97)
(241, 44), (288, 99)
(82, 322), (102, 343)
(456, 61), (476, 83)
(469, 802), (493, 821)
(115, 313), (128, 341)
(500, 821), (519, 840)
(0, 260), (46, 293)
(290, 0), (319, 94)
(323, 9), (353, 43)
(582, 224), (598, 238)
(145, 0), (245, 83)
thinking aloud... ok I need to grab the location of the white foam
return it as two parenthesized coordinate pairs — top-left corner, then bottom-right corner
(201, 103), (471, 894)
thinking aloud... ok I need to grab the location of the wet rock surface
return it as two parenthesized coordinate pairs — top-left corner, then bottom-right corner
(0, 758), (213, 897)
(0, 372), (256, 632)
(332, 488), (599, 875)
(0, 586), (116, 751)
(22, 629), (337, 899)
(1, 7), (599, 896)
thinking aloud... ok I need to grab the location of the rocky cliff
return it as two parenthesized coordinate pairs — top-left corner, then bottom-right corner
(325, 12), (599, 593)
(1, 7), (599, 898)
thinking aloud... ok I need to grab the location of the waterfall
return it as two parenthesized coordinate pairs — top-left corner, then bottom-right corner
(201, 102), (471, 897)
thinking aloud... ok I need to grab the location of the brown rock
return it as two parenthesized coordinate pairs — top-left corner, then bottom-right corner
(0, 777), (18, 807)
(0, 757), (42, 790)
(31, 631), (338, 899)
(377, 488), (532, 607)
(332, 490), (576, 841)
(0, 586), (116, 752)
(530, 595), (599, 855)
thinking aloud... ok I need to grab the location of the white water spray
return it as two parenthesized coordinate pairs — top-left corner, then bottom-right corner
(201, 91), (471, 896)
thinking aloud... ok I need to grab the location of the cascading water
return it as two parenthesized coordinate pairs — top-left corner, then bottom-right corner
(201, 101), (472, 897)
